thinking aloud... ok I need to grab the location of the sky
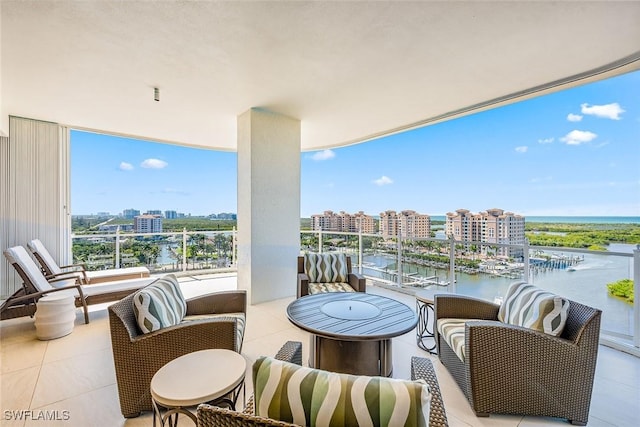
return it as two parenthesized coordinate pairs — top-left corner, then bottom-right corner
(72, 70), (640, 218)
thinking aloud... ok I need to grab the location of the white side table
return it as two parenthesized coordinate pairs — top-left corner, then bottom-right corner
(35, 292), (76, 340)
(151, 349), (247, 426)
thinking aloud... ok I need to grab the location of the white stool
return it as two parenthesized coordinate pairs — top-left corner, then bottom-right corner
(35, 292), (76, 340)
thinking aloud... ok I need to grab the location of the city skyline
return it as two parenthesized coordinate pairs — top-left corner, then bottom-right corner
(71, 71), (640, 218)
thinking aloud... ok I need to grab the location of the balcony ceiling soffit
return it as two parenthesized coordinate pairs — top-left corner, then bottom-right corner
(2, 1), (640, 150)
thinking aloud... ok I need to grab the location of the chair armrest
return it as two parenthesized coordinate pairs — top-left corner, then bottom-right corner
(186, 290), (247, 316)
(297, 273), (309, 298)
(275, 341), (303, 365)
(348, 272), (366, 292)
(410, 357), (448, 427)
(46, 271), (85, 284)
(57, 264), (89, 283)
(434, 294), (499, 320)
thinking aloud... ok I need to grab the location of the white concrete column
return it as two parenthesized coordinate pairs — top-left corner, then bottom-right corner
(237, 108), (300, 304)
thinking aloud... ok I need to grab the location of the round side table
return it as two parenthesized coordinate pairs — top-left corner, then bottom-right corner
(415, 291), (437, 354)
(35, 292), (76, 340)
(151, 349), (246, 427)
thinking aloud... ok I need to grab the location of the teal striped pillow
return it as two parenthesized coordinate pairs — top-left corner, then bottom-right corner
(253, 356), (431, 427)
(304, 253), (349, 283)
(133, 274), (187, 333)
(498, 281), (570, 336)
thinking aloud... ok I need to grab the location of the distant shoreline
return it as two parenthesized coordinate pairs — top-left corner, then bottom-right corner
(429, 215), (639, 224)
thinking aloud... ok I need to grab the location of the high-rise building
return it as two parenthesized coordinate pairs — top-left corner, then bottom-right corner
(380, 210), (431, 238)
(164, 210), (177, 219)
(122, 208), (140, 219)
(311, 210), (375, 233)
(134, 214), (163, 233)
(446, 208), (525, 258)
(145, 210), (162, 216)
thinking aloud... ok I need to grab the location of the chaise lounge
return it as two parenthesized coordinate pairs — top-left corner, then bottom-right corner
(28, 238), (150, 284)
(2, 246), (156, 323)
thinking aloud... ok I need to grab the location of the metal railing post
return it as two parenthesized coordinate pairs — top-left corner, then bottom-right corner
(634, 246), (640, 348)
(358, 227), (363, 274)
(449, 235), (456, 293)
(115, 226), (121, 268)
(182, 228), (187, 272)
(318, 229), (323, 253)
(524, 238), (530, 282)
(397, 230), (403, 287)
(232, 227), (236, 266)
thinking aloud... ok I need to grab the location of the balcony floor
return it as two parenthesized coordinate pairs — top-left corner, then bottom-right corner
(1, 273), (638, 426)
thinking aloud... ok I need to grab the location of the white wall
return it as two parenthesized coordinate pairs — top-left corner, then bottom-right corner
(237, 108), (300, 304)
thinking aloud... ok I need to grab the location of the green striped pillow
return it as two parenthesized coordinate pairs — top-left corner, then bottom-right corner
(497, 281), (570, 337)
(304, 253), (349, 283)
(133, 274), (187, 333)
(253, 356), (431, 427)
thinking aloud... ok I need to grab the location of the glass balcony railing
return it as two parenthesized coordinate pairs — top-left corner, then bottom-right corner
(71, 228), (236, 274)
(71, 228), (639, 356)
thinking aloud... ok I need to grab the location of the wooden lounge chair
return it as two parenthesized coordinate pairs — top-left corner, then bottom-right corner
(2, 246), (156, 324)
(27, 238), (150, 284)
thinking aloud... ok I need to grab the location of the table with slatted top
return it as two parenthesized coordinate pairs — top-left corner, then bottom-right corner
(286, 292), (417, 377)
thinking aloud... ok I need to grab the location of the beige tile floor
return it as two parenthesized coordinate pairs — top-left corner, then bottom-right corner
(1, 274), (639, 426)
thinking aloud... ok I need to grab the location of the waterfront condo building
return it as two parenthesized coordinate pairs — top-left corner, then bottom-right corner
(134, 214), (163, 233)
(311, 210), (376, 233)
(445, 208), (525, 258)
(379, 210), (431, 239)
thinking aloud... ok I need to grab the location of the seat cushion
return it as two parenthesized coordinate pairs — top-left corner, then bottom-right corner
(183, 312), (246, 351)
(436, 318), (470, 362)
(304, 253), (349, 283)
(253, 356), (431, 427)
(308, 282), (356, 295)
(132, 274), (186, 333)
(498, 281), (570, 337)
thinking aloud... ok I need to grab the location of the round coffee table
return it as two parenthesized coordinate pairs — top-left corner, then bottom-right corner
(287, 292), (417, 377)
(151, 349), (246, 426)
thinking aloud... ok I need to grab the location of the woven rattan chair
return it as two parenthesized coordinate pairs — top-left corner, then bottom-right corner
(197, 341), (448, 427)
(434, 293), (602, 425)
(297, 253), (366, 297)
(108, 288), (246, 418)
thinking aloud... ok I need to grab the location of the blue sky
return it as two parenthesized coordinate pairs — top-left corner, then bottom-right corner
(72, 71), (640, 217)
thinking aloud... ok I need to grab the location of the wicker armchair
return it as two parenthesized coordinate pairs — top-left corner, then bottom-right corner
(434, 293), (602, 425)
(297, 253), (366, 298)
(108, 289), (246, 418)
(197, 341), (448, 427)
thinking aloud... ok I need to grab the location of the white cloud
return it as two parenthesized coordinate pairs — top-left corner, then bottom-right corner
(373, 175), (393, 186)
(141, 158), (168, 169)
(580, 103), (625, 120)
(311, 149), (335, 161)
(537, 137), (554, 144)
(560, 130), (597, 145)
(515, 146), (528, 153)
(567, 113), (582, 122)
(119, 162), (133, 171)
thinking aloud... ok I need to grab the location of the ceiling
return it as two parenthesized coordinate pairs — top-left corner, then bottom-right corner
(2, 1), (639, 151)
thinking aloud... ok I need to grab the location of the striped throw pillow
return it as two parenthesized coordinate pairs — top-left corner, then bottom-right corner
(133, 274), (187, 333)
(253, 356), (431, 427)
(304, 253), (349, 283)
(497, 281), (570, 337)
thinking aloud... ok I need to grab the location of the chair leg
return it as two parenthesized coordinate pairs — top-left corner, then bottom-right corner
(80, 299), (89, 324)
(569, 421), (587, 426)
